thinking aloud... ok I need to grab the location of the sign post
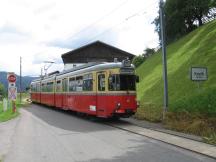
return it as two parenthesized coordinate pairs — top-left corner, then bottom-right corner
(191, 67), (208, 91)
(3, 98), (7, 112)
(7, 72), (17, 113)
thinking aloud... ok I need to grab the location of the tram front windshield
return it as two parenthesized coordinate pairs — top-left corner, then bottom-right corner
(108, 74), (136, 91)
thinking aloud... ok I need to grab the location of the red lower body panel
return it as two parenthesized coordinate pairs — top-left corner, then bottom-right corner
(31, 92), (137, 118)
(31, 93), (40, 103)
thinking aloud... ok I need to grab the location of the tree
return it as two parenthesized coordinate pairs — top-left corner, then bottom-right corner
(186, 0), (212, 26)
(0, 83), (6, 98)
(153, 0), (216, 44)
(143, 48), (155, 58)
(132, 55), (145, 68)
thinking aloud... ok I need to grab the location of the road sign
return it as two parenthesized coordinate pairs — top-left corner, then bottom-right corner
(191, 67), (208, 81)
(9, 82), (16, 87)
(7, 72), (16, 83)
(8, 87), (17, 100)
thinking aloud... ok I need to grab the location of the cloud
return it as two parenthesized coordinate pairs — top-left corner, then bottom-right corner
(0, 24), (31, 44)
(47, 26), (119, 49)
(0, 0), (159, 76)
(0, 24), (23, 34)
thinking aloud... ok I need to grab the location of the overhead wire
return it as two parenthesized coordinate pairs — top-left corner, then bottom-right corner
(61, 1), (158, 48)
(86, 2), (158, 44)
(66, 0), (129, 40)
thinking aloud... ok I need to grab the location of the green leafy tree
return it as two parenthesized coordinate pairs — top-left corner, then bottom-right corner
(132, 55), (145, 68)
(186, 0), (212, 26)
(153, 0), (216, 44)
(143, 48), (155, 58)
(0, 83), (6, 98)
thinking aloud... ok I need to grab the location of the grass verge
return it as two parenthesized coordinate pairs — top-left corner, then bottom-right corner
(134, 104), (162, 122)
(0, 93), (30, 122)
(134, 107), (216, 145)
(0, 101), (20, 122)
(164, 112), (216, 145)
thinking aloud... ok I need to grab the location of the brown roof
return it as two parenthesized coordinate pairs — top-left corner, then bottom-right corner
(61, 41), (135, 64)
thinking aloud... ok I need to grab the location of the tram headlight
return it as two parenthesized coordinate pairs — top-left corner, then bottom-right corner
(116, 103), (121, 109)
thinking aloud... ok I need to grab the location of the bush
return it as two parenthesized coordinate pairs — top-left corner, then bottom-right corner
(132, 55), (145, 68)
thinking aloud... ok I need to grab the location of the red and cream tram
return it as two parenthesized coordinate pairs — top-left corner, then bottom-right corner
(30, 60), (139, 118)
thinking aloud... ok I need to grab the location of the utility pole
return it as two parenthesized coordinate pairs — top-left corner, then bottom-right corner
(43, 61), (54, 76)
(159, 0), (168, 119)
(20, 56), (22, 103)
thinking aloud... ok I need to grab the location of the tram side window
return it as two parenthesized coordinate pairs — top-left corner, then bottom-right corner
(76, 76), (83, 91)
(47, 82), (54, 92)
(30, 85), (33, 92)
(69, 77), (76, 91)
(83, 74), (93, 91)
(42, 83), (47, 92)
(98, 74), (105, 91)
(36, 83), (40, 92)
(56, 80), (62, 92)
(31, 84), (36, 92)
(62, 79), (68, 92)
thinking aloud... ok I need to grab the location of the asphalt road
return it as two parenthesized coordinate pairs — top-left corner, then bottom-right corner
(4, 104), (216, 162)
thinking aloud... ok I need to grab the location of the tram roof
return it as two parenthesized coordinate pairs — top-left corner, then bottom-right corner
(31, 61), (134, 83)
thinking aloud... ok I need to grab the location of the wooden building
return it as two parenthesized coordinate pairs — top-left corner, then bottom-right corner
(61, 41), (135, 65)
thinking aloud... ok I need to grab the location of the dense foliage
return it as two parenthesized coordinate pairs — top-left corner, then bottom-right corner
(143, 48), (156, 58)
(153, 0), (216, 44)
(132, 55), (145, 68)
(0, 83), (6, 97)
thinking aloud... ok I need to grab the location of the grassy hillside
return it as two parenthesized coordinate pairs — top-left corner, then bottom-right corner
(137, 20), (216, 116)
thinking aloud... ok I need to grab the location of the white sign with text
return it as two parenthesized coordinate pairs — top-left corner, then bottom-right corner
(191, 67), (208, 81)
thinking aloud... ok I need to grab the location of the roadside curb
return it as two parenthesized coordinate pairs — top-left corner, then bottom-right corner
(109, 123), (216, 159)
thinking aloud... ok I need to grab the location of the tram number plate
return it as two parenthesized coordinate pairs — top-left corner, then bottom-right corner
(89, 105), (96, 111)
(120, 68), (134, 74)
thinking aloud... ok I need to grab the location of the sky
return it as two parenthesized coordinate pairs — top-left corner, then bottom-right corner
(0, 0), (159, 76)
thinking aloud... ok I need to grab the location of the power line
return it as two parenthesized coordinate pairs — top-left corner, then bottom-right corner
(66, 0), (129, 40)
(58, 1), (158, 48)
(87, 4), (156, 43)
(87, 1), (157, 43)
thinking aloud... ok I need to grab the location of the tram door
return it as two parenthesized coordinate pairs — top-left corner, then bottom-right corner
(62, 78), (68, 109)
(96, 72), (106, 117)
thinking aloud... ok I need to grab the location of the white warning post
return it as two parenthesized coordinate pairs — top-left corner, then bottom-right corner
(7, 72), (17, 101)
